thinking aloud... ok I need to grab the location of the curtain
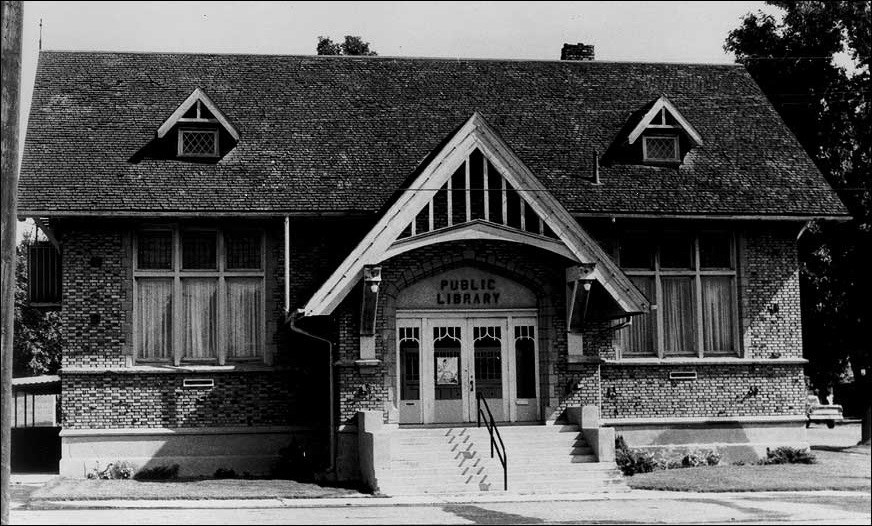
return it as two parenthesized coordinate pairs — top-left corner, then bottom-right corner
(662, 277), (696, 355)
(183, 279), (217, 359)
(702, 277), (736, 354)
(624, 276), (655, 355)
(227, 278), (262, 358)
(137, 279), (172, 360)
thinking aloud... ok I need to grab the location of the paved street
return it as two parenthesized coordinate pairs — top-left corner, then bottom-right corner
(10, 490), (871, 525)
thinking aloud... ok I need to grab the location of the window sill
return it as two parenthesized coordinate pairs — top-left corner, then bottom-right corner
(603, 357), (808, 366)
(61, 363), (284, 374)
(567, 355), (605, 365)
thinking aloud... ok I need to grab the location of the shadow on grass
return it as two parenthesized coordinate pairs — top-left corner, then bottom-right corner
(811, 445), (871, 455)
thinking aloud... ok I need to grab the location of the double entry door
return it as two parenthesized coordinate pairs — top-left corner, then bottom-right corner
(397, 311), (539, 424)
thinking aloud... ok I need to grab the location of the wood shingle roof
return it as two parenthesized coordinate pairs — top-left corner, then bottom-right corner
(19, 51), (848, 218)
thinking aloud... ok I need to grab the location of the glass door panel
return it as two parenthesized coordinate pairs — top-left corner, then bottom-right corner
(432, 325), (464, 423)
(398, 323), (422, 424)
(472, 324), (506, 422)
(512, 321), (539, 421)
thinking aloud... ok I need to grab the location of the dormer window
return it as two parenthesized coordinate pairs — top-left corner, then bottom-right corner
(179, 128), (219, 158)
(643, 135), (679, 162)
(156, 88), (240, 161)
(622, 96), (703, 167)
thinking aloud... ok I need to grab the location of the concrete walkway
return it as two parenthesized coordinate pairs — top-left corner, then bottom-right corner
(10, 490), (871, 524)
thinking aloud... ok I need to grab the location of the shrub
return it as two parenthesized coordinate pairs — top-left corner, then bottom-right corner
(681, 452), (707, 468)
(615, 436), (656, 476)
(705, 450), (721, 466)
(760, 446), (816, 465)
(680, 449), (721, 468)
(655, 458), (684, 470)
(134, 464), (180, 480)
(87, 460), (136, 480)
(213, 468), (238, 479)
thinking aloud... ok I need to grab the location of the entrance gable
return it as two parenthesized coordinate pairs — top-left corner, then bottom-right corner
(302, 112), (649, 317)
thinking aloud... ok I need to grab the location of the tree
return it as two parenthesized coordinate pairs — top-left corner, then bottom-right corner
(13, 233), (62, 376)
(725, 1), (871, 443)
(316, 35), (377, 56)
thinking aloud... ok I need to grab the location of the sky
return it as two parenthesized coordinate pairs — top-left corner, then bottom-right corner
(17, 1), (778, 143)
(14, 0), (779, 239)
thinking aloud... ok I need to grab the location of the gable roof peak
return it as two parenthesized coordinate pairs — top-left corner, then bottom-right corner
(156, 87), (240, 141)
(627, 95), (703, 146)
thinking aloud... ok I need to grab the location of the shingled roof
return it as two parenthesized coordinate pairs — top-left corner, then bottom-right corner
(19, 51), (848, 218)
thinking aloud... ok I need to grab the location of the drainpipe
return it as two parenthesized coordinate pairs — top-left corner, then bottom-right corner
(284, 217), (290, 313)
(288, 309), (336, 474)
(284, 216), (336, 473)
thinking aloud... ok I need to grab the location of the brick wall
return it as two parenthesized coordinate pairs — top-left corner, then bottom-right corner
(600, 364), (807, 419)
(56, 218), (359, 431)
(57, 217), (808, 430)
(739, 225), (804, 359)
(60, 223), (130, 369)
(61, 372), (308, 429)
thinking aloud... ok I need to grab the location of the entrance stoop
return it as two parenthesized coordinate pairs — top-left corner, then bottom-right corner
(376, 427), (494, 496)
(374, 424), (628, 496)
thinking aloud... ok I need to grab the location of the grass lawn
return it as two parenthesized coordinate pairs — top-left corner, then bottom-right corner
(627, 446), (871, 492)
(30, 478), (373, 501)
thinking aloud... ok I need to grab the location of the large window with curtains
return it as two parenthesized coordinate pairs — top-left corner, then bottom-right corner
(134, 226), (264, 365)
(619, 231), (739, 358)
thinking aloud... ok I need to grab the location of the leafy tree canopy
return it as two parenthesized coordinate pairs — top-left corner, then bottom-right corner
(726, 2), (870, 436)
(14, 233), (62, 376)
(317, 35), (377, 56)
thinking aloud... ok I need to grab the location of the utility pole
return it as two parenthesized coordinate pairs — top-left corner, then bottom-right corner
(1, 1), (23, 523)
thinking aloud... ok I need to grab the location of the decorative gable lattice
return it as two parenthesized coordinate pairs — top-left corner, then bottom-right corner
(302, 112), (650, 318)
(396, 148), (558, 241)
(627, 95), (703, 148)
(156, 87), (240, 141)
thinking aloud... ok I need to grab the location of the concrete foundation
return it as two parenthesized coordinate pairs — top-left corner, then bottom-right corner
(606, 416), (809, 463)
(59, 426), (309, 478)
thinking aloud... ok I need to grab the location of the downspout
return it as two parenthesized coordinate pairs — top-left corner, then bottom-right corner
(288, 310), (336, 474)
(284, 217), (290, 313)
(285, 216), (337, 473)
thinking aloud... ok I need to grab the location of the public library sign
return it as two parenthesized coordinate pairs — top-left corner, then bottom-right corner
(396, 268), (537, 310)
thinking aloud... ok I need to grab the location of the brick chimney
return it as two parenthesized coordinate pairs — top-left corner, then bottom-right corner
(561, 43), (595, 61)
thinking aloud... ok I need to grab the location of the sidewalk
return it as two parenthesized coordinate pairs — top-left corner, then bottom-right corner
(22, 488), (872, 510)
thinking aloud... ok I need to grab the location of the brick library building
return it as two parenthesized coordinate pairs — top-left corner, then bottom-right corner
(18, 44), (849, 494)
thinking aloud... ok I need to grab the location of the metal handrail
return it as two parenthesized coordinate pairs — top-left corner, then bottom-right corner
(476, 392), (507, 491)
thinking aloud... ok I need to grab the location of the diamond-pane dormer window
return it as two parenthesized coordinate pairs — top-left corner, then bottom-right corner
(643, 136), (679, 162)
(178, 129), (219, 158)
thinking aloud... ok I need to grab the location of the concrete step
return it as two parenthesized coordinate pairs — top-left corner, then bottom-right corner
(395, 424), (580, 434)
(377, 475), (491, 486)
(391, 448), (480, 461)
(377, 486), (494, 495)
(386, 457), (488, 468)
(393, 437), (590, 450)
(378, 425), (624, 497)
(500, 462), (619, 472)
(380, 465), (489, 477)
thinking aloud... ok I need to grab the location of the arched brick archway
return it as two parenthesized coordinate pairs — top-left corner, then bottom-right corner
(375, 240), (571, 424)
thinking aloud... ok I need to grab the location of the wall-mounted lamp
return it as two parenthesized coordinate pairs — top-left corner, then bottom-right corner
(360, 266), (382, 336)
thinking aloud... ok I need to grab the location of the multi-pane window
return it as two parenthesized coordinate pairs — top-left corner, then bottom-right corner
(619, 231), (739, 358)
(178, 129), (219, 158)
(134, 227), (264, 364)
(643, 136), (680, 162)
